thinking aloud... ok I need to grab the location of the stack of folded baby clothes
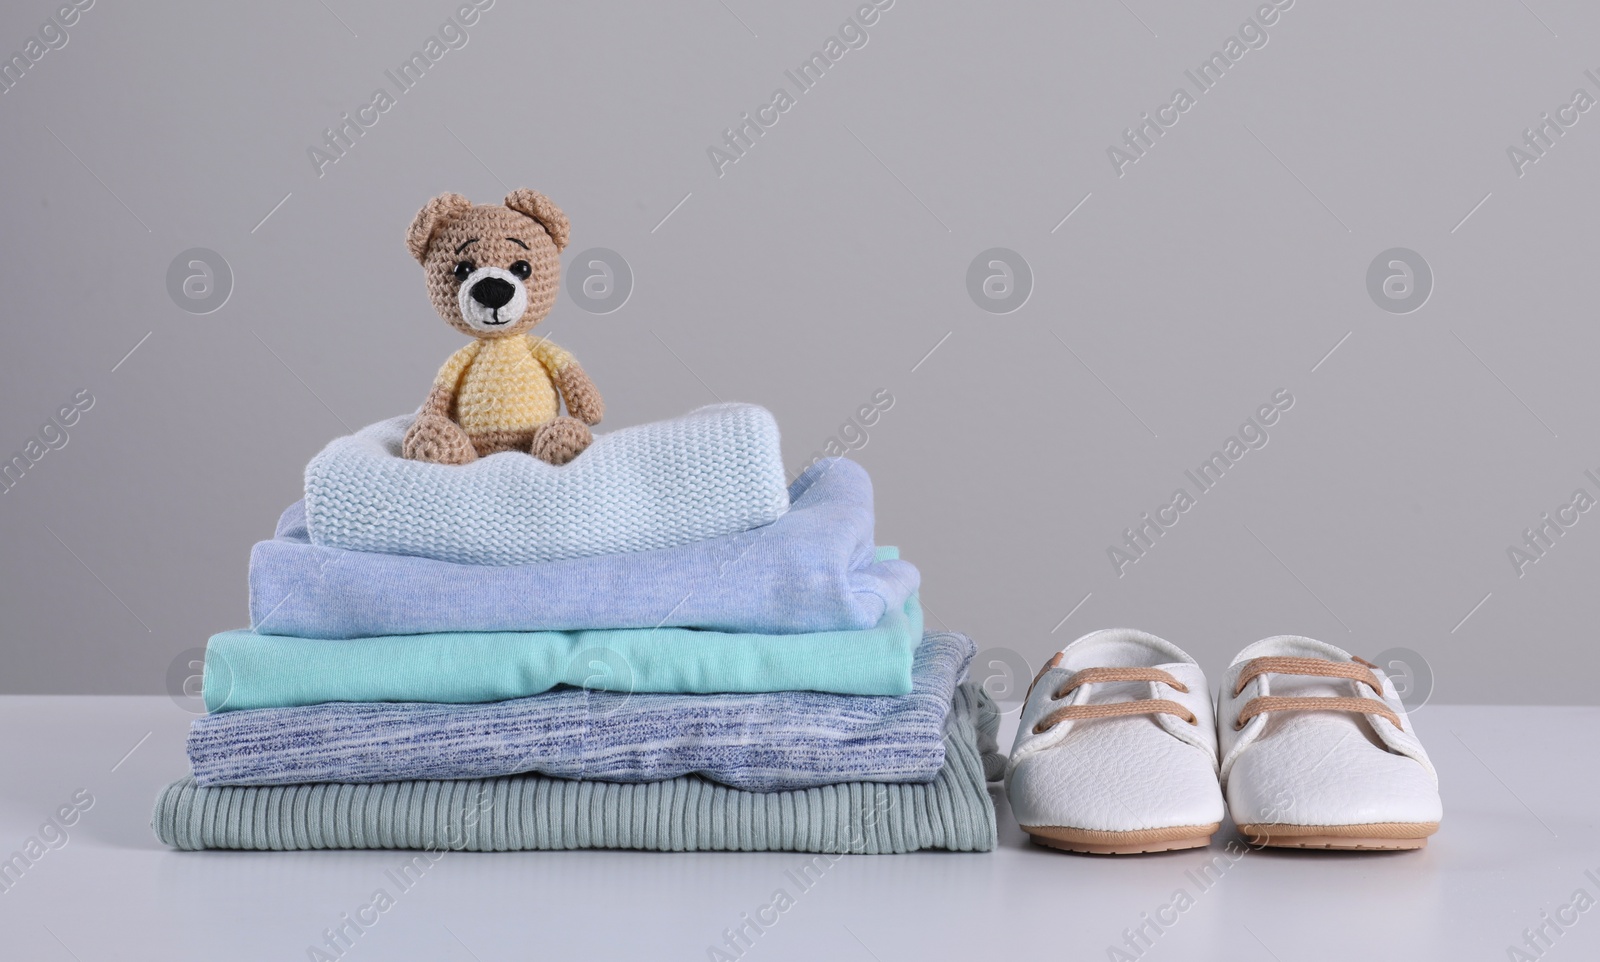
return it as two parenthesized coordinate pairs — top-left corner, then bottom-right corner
(153, 403), (999, 854)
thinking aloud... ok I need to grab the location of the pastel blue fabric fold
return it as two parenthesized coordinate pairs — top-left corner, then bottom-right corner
(303, 403), (790, 566)
(252, 458), (918, 639)
(204, 592), (923, 712)
(188, 632), (974, 791)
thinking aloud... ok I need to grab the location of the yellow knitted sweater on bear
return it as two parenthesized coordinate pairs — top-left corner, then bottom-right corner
(433, 334), (575, 435)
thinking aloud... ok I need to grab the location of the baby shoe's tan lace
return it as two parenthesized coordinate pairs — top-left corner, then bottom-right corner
(1031, 667), (1196, 735)
(1231, 656), (1400, 730)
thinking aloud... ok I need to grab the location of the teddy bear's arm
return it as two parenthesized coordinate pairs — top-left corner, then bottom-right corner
(555, 363), (604, 426)
(528, 337), (605, 426)
(402, 341), (483, 465)
(419, 341), (482, 418)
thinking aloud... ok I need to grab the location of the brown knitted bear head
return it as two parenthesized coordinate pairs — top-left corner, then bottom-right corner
(406, 189), (570, 339)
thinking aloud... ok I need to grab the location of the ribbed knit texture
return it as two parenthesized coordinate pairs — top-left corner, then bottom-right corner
(154, 685), (1000, 853)
(188, 632), (973, 791)
(304, 403), (790, 566)
(253, 458), (918, 639)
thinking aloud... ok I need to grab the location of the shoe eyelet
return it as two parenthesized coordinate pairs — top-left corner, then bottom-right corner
(1049, 687), (1068, 701)
(1233, 718), (1246, 731)
(1032, 721), (1055, 736)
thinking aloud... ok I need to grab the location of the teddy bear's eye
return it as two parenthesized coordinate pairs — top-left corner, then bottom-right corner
(452, 261), (475, 282)
(509, 260), (532, 280)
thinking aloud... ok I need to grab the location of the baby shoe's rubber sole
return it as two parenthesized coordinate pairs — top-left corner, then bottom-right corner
(1236, 821), (1439, 851)
(1023, 823), (1220, 856)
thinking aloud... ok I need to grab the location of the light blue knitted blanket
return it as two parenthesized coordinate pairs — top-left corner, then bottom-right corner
(303, 403), (790, 566)
(188, 632), (973, 791)
(254, 458), (917, 638)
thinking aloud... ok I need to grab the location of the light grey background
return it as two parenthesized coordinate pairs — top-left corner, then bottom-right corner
(1, 0), (1597, 702)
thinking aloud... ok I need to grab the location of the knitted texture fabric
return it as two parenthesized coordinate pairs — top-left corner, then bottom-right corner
(304, 403), (790, 566)
(402, 189), (603, 465)
(406, 190), (566, 337)
(153, 685), (1000, 853)
(428, 335), (575, 438)
(188, 632), (973, 791)
(204, 592), (923, 712)
(253, 458), (917, 639)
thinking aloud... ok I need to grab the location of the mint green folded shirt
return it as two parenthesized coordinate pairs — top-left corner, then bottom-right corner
(204, 587), (922, 713)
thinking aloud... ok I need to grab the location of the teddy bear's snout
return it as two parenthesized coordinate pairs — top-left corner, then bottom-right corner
(469, 277), (516, 310)
(455, 264), (531, 331)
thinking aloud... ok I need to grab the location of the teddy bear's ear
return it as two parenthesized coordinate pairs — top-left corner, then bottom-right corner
(503, 188), (570, 252)
(406, 192), (473, 263)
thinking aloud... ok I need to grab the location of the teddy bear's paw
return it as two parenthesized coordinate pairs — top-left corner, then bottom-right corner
(403, 415), (478, 465)
(530, 417), (593, 466)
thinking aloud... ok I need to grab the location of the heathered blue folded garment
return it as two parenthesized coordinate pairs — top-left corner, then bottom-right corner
(303, 403), (790, 566)
(252, 458), (918, 639)
(204, 591), (923, 712)
(154, 685), (1000, 853)
(188, 632), (973, 791)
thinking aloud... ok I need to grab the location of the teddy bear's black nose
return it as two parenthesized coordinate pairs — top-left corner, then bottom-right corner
(469, 277), (516, 310)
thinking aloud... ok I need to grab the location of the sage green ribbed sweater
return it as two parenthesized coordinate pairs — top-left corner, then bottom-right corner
(153, 685), (1000, 854)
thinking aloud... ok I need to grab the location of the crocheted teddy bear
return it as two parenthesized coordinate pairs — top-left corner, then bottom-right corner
(401, 189), (604, 466)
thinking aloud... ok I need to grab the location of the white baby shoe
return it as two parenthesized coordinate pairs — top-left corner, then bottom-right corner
(1006, 628), (1224, 854)
(1217, 636), (1442, 850)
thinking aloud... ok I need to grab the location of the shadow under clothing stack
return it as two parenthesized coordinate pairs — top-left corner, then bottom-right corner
(152, 403), (1000, 854)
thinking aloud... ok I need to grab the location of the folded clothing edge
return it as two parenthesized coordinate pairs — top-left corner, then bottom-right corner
(302, 403), (790, 566)
(251, 458), (920, 638)
(204, 593), (923, 712)
(187, 631), (975, 791)
(154, 684), (1000, 854)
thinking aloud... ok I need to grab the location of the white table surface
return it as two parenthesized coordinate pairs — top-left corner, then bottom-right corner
(0, 697), (1593, 961)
